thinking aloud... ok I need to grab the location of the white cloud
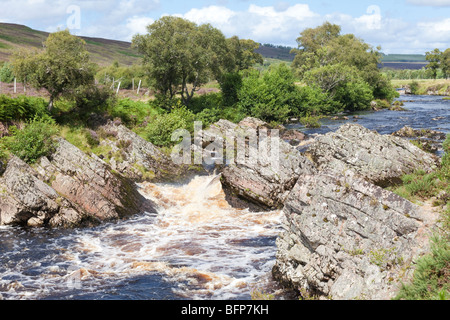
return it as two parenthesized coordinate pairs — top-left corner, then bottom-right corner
(125, 16), (155, 37)
(183, 5), (236, 25)
(173, 4), (319, 44)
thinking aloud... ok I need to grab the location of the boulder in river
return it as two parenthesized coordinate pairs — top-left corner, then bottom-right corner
(306, 123), (438, 187)
(216, 118), (316, 209)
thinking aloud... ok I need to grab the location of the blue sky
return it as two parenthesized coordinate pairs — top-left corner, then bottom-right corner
(1, 0), (450, 54)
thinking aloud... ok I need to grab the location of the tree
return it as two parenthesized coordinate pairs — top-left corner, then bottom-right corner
(441, 48), (450, 79)
(133, 16), (231, 107)
(425, 48), (442, 80)
(12, 30), (95, 111)
(226, 36), (263, 71)
(291, 22), (396, 103)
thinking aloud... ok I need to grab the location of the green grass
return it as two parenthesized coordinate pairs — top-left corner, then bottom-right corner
(395, 231), (449, 300)
(391, 135), (450, 300)
(84, 39), (103, 46)
(0, 41), (12, 49)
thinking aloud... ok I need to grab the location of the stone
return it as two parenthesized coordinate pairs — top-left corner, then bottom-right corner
(306, 123), (438, 187)
(0, 156), (86, 227)
(0, 138), (155, 228)
(272, 171), (425, 300)
(217, 118), (316, 209)
(99, 121), (199, 182)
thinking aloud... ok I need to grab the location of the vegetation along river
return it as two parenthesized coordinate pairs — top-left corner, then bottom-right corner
(0, 95), (448, 300)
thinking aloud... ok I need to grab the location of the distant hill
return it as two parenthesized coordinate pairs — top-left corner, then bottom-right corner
(0, 23), (141, 66)
(255, 44), (295, 61)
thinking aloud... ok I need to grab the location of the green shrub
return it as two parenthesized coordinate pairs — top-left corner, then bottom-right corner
(293, 85), (336, 116)
(334, 79), (374, 111)
(300, 114), (322, 128)
(0, 95), (49, 122)
(220, 72), (242, 106)
(108, 98), (160, 127)
(188, 92), (223, 114)
(409, 81), (420, 95)
(194, 108), (222, 128)
(0, 62), (14, 83)
(5, 117), (59, 163)
(395, 235), (450, 300)
(146, 103), (195, 147)
(73, 84), (115, 113)
(237, 65), (293, 123)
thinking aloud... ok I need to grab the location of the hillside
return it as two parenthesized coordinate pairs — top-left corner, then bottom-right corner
(255, 44), (295, 61)
(0, 23), (141, 66)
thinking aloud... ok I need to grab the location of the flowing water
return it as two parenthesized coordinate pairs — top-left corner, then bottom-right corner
(0, 95), (448, 300)
(0, 175), (282, 300)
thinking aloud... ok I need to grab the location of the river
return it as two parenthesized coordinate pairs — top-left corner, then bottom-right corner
(0, 95), (448, 300)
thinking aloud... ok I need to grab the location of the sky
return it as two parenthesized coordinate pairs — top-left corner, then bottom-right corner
(1, 0), (450, 54)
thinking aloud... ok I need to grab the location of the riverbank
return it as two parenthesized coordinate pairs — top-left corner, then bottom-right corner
(392, 79), (450, 96)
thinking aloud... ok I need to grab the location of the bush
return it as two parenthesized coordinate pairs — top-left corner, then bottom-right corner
(300, 114), (322, 128)
(0, 62), (14, 83)
(73, 84), (115, 113)
(293, 85), (336, 116)
(188, 92), (223, 114)
(108, 98), (161, 127)
(146, 103), (195, 147)
(409, 81), (420, 95)
(334, 79), (374, 111)
(0, 95), (49, 122)
(5, 117), (59, 163)
(237, 65), (294, 123)
(220, 72), (242, 106)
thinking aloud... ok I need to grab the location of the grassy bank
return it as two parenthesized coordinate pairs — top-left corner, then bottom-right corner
(392, 79), (450, 95)
(389, 135), (449, 300)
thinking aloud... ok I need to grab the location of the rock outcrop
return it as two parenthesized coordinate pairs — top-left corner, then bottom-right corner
(98, 121), (198, 182)
(306, 123), (438, 187)
(0, 138), (154, 228)
(201, 117), (316, 209)
(392, 126), (447, 153)
(272, 171), (426, 300)
(270, 123), (444, 299)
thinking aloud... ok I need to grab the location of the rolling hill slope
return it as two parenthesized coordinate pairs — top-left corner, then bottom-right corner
(0, 23), (142, 66)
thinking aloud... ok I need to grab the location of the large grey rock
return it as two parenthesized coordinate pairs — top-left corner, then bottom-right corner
(98, 121), (200, 182)
(272, 171), (424, 300)
(306, 123), (438, 187)
(0, 138), (154, 228)
(205, 117), (317, 209)
(0, 156), (85, 227)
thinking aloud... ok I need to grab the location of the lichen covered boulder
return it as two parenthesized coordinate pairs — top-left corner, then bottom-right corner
(272, 171), (425, 300)
(306, 123), (438, 187)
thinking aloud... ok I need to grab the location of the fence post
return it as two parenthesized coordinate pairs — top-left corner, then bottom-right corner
(137, 80), (141, 94)
(116, 82), (121, 95)
(132, 78), (135, 91)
